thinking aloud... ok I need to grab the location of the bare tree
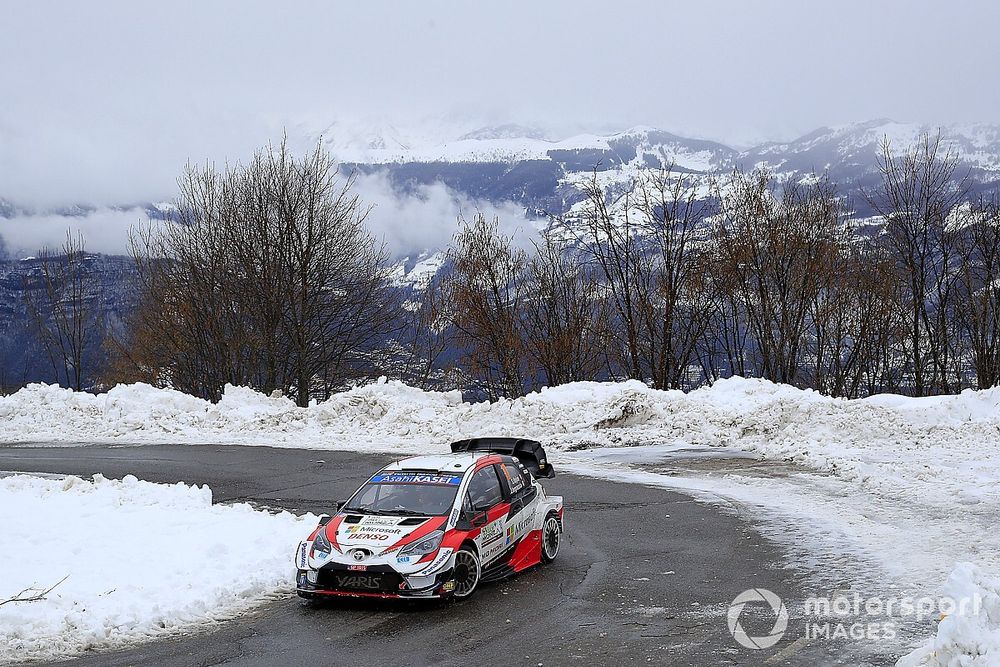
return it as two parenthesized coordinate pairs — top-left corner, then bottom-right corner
(566, 167), (712, 389)
(807, 239), (905, 397)
(711, 170), (850, 387)
(445, 214), (528, 399)
(865, 133), (970, 395)
(522, 227), (610, 386)
(24, 232), (100, 391)
(121, 139), (398, 405)
(570, 172), (645, 381)
(633, 168), (715, 389)
(953, 194), (1000, 388)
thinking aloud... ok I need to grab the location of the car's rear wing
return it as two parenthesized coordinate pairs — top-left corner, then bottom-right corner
(450, 437), (556, 479)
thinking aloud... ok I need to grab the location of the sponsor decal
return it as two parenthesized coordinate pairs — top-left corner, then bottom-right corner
(345, 531), (392, 541)
(505, 511), (536, 545)
(396, 555), (414, 564)
(480, 520), (504, 544)
(347, 564), (368, 571)
(449, 508), (460, 527)
(415, 547), (453, 575)
(296, 542), (309, 569)
(335, 574), (381, 590)
(370, 473), (462, 486)
(482, 539), (506, 563)
(346, 524), (402, 536)
(358, 515), (400, 526)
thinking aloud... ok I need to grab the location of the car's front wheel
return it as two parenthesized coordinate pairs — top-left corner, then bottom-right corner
(451, 546), (481, 599)
(541, 512), (561, 563)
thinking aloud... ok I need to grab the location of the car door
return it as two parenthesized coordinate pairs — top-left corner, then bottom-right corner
(499, 461), (537, 548)
(465, 465), (509, 565)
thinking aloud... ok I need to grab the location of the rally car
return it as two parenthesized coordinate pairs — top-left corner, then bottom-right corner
(294, 437), (563, 600)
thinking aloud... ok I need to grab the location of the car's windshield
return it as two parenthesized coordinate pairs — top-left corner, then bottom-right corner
(343, 472), (463, 516)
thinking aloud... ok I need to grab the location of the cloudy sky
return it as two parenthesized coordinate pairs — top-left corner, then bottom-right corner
(2, 0), (999, 250)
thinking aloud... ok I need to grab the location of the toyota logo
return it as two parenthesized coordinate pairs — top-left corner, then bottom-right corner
(350, 549), (368, 562)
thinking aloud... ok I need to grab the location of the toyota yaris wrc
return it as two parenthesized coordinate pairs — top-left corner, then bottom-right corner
(294, 438), (563, 600)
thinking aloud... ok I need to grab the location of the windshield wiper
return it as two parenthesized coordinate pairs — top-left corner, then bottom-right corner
(387, 508), (431, 517)
(342, 505), (386, 515)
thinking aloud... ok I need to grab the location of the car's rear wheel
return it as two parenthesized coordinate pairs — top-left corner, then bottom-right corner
(451, 546), (481, 599)
(541, 512), (561, 563)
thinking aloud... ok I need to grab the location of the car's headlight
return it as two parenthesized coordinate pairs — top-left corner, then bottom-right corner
(312, 528), (333, 555)
(398, 530), (444, 557)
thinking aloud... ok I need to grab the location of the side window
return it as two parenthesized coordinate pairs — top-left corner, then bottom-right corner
(466, 466), (504, 511)
(503, 463), (526, 494)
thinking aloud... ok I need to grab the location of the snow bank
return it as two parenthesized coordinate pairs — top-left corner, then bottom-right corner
(5, 377), (1000, 515)
(0, 474), (314, 664)
(898, 563), (1000, 666)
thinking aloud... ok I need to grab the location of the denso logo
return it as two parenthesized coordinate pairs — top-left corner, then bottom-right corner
(346, 532), (391, 541)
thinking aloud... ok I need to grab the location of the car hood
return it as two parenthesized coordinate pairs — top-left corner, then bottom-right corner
(329, 513), (446, 553)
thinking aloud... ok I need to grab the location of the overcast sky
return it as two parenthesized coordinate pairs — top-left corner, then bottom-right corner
(3, 0), (1000, 228)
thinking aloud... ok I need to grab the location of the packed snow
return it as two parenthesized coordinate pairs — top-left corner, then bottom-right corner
(0, 473), (314, 664)
(3, 376), (1000, 663)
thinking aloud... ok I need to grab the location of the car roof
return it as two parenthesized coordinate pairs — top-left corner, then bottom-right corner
(383, 453), (494, 475)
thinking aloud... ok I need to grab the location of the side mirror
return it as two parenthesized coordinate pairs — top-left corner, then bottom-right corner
(317, 514), (332, 526)
(470, 511), (488, 528)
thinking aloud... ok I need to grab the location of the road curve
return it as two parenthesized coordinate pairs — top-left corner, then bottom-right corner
(0, 445), (892, 666)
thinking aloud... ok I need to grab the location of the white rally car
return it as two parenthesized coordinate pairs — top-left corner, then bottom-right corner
(294, 438), (564, 600)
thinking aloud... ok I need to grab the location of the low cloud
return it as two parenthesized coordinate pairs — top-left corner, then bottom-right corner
(0, 208), (152, 258)
(353, 173), (540, 258)
(0, 177), (539, 260)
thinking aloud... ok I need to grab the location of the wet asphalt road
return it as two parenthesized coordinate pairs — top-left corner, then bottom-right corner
(0, 445), (896, 666)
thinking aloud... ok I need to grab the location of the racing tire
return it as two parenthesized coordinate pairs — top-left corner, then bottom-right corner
(451, 546), (481, 599)
(541, 512), (561, 563)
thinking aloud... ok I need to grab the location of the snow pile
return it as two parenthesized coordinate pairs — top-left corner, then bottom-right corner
(898, 563), (1000, 666)
(6, 377), (1000, 516)
(0, 474), (313, 663)
(4, 378), (1000, 525)
(0, 379), (668, 449)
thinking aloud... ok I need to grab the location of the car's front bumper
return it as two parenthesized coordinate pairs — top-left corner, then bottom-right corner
(295, 564), (457, 599)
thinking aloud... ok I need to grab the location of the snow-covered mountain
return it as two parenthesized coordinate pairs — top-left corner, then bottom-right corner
(744, 119), (1000, 183)
(335, 119), (1000, 218)
(333, 124), (738, 173)
(5, 118), (1000, 224)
